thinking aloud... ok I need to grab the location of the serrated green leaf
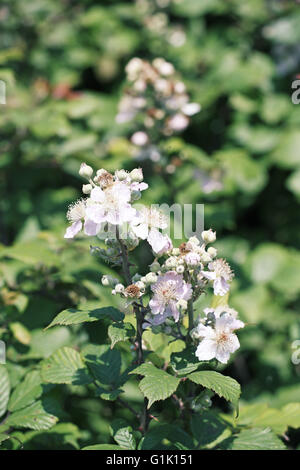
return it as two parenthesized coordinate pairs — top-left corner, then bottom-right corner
(110, 419), (136, 450)
(5, 398), (60, 431)
(108, 322), (135, 349)
(46, 306), (124, 329)
(41, 347), (92, 385)
(219, 428), (286, 450)
(0, 366), (10, 418)
(191, 411), (228, 448)
(130, 363), (180, 408)
(170, 347), (202, 376)
(188, 371), (241, 406)
(8, 370), (43, 412)
(83, 344), (121, 386)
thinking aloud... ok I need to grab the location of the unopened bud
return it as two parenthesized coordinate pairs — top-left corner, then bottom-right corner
(79, 163), (93, 179)
(130, 168), (143, 182)
(82, 184), (92, 194)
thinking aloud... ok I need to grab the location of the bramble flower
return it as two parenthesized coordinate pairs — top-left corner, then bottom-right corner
(131, 206), (171, 254)
(201, 259), (234, 296)
(149, 271), (192, 322)
(193, 314), (244, 364)
(86, 181), (136, 226)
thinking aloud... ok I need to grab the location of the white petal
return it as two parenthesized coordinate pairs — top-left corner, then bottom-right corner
(213, 277), (230, 296)
(132, 223), (149, 240)
(202, 271), (217, 281)
(84, 219), (100, 236)
(195, 339), (217, 361)
(90, 187), (105, 202)
(85, 204), (106, 224)
(64, 220), (82, 239)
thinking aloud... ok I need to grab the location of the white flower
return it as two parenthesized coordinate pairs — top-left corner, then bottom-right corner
(149, 271), (192, 322)
(131, 206), (171, 254)
(167, 113), (189, 131)
(201, 259), (233, 296)
(131, 132), (149, 146)
(181, 102), (201, 116)
(86, 181), (136, 226)
(194, 315), (244, 364)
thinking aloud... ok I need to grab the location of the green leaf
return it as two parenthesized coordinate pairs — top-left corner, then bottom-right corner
(0, 366), (10, 418)
(41, 347), (92, 385)
(238, 403), (300, 435)
(83, 344), (121, 386)
(108, 322), (135, 349)
(8, 370), (43, 412)
(191, 411), (228, 448)
(0, 433), (9, 444)
(219, 428), (286, 450)
(46, 306), (124, 329)
(139, 425), (195, 450)
(82, 444), (126, 450)
(130, 363), (180, 408)
(170, 347), (201, 376)
(5, 398), (60, 431)
(188, 371), (241, 407)
(110, 419), (136, 450)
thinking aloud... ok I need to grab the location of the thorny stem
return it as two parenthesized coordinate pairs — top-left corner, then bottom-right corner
(116, 227), (149, 434)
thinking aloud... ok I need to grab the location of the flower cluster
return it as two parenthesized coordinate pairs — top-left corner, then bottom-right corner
(136, 0), (186, 48)
(66, 164), (243, 365)
(116, 57), (200, 165)
(64, 163), (171, 257)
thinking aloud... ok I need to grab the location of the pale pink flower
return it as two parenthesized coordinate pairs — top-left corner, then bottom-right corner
(131, 206), (170, 254)
(201, 259), (234, 296)
(149, 271), (192, 322)
(168, 113), (189, 131)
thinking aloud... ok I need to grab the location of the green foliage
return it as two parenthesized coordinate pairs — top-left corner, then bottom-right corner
(131, 363), (181, 408)
(0, 0), (300, 451)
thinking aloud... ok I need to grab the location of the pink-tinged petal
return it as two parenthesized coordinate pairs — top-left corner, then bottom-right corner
(85, 205), (106, 224)
(149, 298), (164, 315)
(195, 339), (217, 361)
(166, 301), (180, 322)
(132, 223), (149, 240)
(90, 187), (105, 202)
(213, 277), (230, 296)
(84, 219), (100, 236)
(64, 220), (82, 239)
(215, 347), (231, 364)
(148, 229), (172, 255)
(120, 206), (136, 223)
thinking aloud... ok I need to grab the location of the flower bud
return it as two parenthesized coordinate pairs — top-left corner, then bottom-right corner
(130, 168), (144, 182)
(82, 184), (92, 194)
(144, 272), (158, 284)
(131, 190), (141, 201)
(115, 169), (128, 181)
(101, 275), (118, 287)
(79, 163), (93, 179)
(207, 247), (217, 258)
(165, 256), (177, 269)
(172, 248), (180, 256)
(201, 229), (216, 244)
(149, 261), (160, 272)
(132, 273), (142, 283)
(114, 283), (125, 294)
(135, 280), (145, 291)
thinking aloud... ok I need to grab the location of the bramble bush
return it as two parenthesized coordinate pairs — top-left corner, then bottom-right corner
(0, 0), (300, 451)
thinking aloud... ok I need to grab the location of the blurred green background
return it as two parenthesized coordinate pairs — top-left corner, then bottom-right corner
(0, 0), (300, 449)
